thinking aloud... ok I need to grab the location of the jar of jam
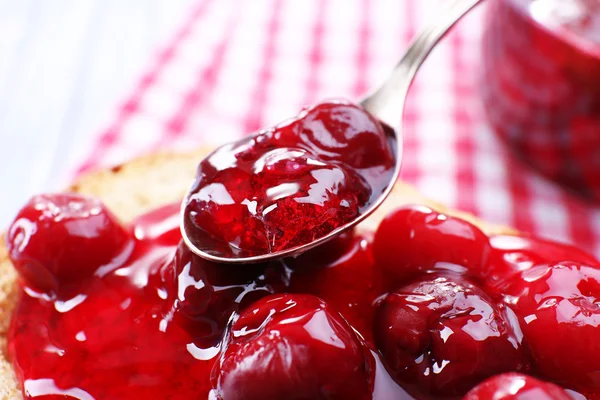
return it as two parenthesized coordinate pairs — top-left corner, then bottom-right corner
(481, 0), (600, 200)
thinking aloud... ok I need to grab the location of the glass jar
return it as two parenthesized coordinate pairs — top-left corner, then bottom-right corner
(481, 0), (600, 200)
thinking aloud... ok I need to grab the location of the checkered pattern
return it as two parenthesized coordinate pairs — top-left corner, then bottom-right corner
(74, 0), (600, 257)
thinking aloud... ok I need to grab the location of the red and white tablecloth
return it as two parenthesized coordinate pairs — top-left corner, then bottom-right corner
(74, 0), (600, 257)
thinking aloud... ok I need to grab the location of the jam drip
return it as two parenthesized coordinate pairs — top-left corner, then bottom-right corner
(183, 100), (396, 258)
(7, 196), (600, 399)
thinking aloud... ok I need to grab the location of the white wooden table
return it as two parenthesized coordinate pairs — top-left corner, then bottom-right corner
(0, 0), (195, 229)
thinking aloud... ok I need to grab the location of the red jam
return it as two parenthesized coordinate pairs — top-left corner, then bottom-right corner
(7, 195), (600, 399)
(481, 0), (600, 199)
(213, 294), (374, 400)
(464, 373), (573, 400)
(7, 194), (133, 293)
(183, 100), (396, 258)
(494, 261), (600, 394)
(373, 274), (526, 399)
(372, 205), (492, 283)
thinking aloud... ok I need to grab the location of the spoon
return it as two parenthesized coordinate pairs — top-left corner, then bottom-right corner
(181, 0), (483, 264)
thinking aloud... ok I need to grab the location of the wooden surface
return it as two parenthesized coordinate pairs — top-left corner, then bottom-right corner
(0, 0), (196, 229)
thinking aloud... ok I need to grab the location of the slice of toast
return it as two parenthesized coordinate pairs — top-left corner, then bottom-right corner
(0, 148), (514, 399)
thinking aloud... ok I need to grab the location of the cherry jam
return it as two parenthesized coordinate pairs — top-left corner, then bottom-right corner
(8, 192), (600, 399)
(6, 195), (411, 400)
(481, 0), (600, 200)
(464, 373), (574, 400)
(183, 100), (396, 258)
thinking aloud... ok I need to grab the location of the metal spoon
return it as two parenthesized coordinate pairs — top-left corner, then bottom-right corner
(181, 0), (483, 264)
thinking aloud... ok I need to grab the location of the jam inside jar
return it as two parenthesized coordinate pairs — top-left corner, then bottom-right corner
(481, 0), (600, 200)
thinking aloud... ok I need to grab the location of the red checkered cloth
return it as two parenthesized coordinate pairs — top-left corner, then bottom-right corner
(74, 0), (600, 257)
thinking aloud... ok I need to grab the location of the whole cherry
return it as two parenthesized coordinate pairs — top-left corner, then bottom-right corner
(373, 205), (492, 284)
(213, 294), (373, 400)
(485, 235), (600, 293)
(272, 101), (395, 170)
(7, 193), (132, 293)
(463, 373), (573, 400)
(373, 273), (526, 398)
(498, 261), (600, 393)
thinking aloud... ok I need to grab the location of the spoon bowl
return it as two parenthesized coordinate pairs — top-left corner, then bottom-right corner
(181, 0), (483, 264)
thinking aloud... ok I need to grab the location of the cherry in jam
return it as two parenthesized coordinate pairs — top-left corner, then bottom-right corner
(373, 205), (492, 284)
(7, 193), (133, 293)
(464, 373), (573, 400)
(373, 273), (526, 398)
(183, 100), (395, 258)
(212, 294), (374, 400)
(485, 234), (600, 294)
(495, 261), (600, 394)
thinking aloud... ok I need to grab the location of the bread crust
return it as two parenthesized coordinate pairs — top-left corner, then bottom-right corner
(0, 148), (513, 399)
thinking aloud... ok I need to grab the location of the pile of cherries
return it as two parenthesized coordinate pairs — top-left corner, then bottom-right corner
(6, 102), (600, 399)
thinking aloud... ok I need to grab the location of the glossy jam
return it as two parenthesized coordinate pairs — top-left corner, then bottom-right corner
(372, 205), (492, 284)
(287, 231), (385, 342)
(183, 100), (396, 257)
(7, 196), (410, 400)
(464, 373), (573, 400)
(9, 202), (219, 398)
(496, 261), (600, 395)
(7, 194), (133, 292)
(213, 294), (374, 400)
(8, 199), (600, 399)
(373, 274), (526, 399)
(481, 0), (600, 199)
(485, 234), (600, 292)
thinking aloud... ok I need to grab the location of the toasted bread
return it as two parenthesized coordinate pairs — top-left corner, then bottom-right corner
(0, 147), (513, 399)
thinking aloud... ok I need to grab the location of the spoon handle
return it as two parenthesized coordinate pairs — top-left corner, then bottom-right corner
(361, 0), (483, 130)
